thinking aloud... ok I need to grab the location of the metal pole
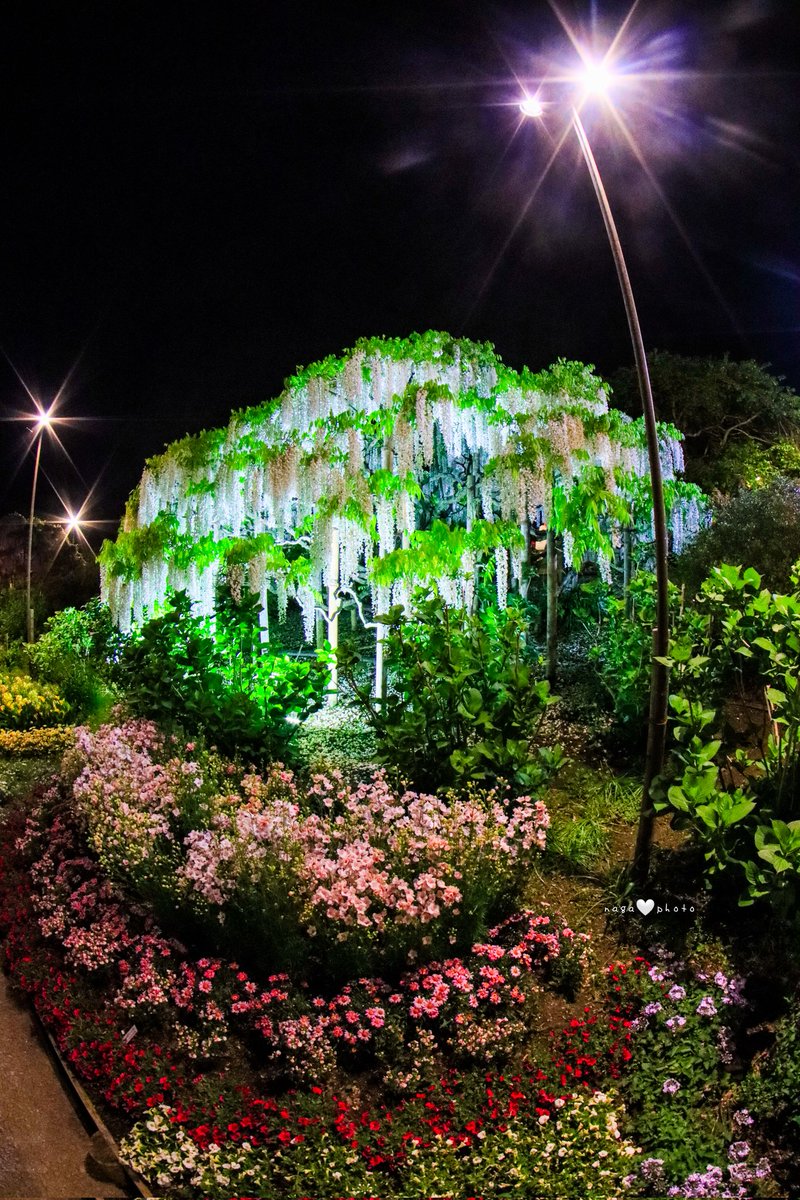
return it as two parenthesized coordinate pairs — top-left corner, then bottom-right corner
(570, 109), (670, 884)
(26, 436), (43, 643)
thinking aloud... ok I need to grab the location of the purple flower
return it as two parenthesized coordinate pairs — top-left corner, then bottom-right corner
(713, 970), (728, 989)
(662, 1077), (681, 1094)
(732, 1109), (753, 1128)
(722, 976), (747, 1007)
(696, 995), (717, 1017)
(728, 1141), (750, 1160)
(643, 1000), (663, 1016)
(639, 1158), (666, 1183)
(754, 1157), (771, 1179)
(668, 983), (686, 1002)
(666, 1014), (687, 1030)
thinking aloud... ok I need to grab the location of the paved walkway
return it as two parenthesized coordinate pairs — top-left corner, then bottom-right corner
(0, 970), (128, 1198)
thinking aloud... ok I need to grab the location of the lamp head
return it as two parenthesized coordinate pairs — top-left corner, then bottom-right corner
(519, 95), (545, 119)
(573, 52), (621, 101)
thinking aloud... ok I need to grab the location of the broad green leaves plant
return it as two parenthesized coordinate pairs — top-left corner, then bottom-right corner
(339, 590), (562, 793)
(650, 562), (800, 911)
(115, 590), (327, 762)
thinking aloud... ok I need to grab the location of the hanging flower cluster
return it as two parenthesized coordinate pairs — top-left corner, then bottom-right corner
(100, 332), (696, 636)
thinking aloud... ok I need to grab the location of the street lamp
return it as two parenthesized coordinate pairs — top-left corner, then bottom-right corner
(25, 407), (54, 643)
(63, 511), (82, 538)
(520, 63), (670, 883)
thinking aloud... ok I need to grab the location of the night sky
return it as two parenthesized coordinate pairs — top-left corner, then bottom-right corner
(1, 0), (798, 540)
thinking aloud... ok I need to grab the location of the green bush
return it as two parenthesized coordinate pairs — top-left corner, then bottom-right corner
(339, 590), (562, 792)
(652, 563), (800, 913)
(0, 588), (44, 645)
(712, 439), (800, 493)
(114, 589), (328, 762)
(589, 572), (679, 731)
(674, 478), (800, 593)
(744, 995), (800, 1163)
(28, 600), (117, 719)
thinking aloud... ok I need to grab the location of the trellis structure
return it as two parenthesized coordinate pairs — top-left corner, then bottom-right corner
(100, 332), (702, 694)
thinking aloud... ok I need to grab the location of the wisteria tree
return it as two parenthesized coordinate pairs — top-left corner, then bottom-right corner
(100, 332), (703, 697)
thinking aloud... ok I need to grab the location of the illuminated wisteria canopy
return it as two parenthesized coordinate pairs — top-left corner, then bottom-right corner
(99, 331), (701, 651)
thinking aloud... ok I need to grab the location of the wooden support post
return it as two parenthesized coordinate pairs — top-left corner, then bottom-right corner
(326, 522), (340, 704)
(546, 526), (558, 688)
(259, 583), (270, 645)
(623, 525), (633, 618)
(373, 434), (394, 702)
(374, 624), (385, 701)
(520, 516), (531, 601)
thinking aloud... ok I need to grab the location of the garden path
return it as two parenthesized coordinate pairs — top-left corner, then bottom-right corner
(0, 969), (127, 1198)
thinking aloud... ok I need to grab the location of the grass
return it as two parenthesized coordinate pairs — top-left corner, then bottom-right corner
(543, 763), (642, 875)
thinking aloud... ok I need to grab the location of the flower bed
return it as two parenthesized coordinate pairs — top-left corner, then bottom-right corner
(0, 728), (778, 1198)
(0, 673), (68, 730)
(65, 718), (551, 979)
(0, 725), (75, 756)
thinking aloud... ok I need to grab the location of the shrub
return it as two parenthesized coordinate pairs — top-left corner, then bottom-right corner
(0, 673), (68, 730)
(652, 563), (800, 913)
(744, 993), (800, 1169)
(28, 600), (116, 719)
(589, 573), (678, 731)
(674, 478), (800, 593)
(0, 587), (42, 644)
(712, 439), (800, 493)
(339, 590), (562, 792)
(114, 590), (328, 763)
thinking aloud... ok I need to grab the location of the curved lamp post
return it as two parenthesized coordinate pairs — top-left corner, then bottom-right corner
(26, 409), (54, 643)
(520, 79), (669, 883)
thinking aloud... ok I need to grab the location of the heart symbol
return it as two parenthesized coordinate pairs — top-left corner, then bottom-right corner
(636, 898), (655, 916)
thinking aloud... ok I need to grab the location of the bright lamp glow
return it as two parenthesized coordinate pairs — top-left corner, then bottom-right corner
(64, 512), (81, 534)
(578, 58), (615, 96)
(519, 95), (545, 119)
